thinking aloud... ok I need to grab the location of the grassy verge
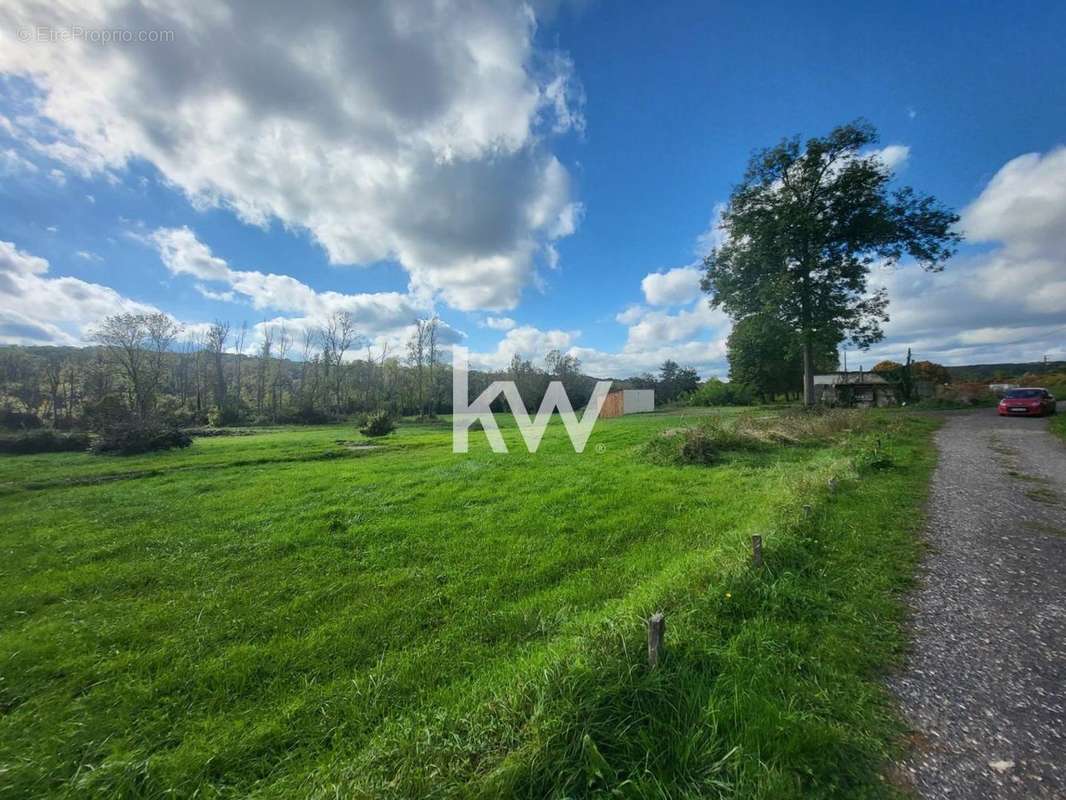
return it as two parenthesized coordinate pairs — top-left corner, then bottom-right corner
(1050, 411), (1066, 444)
(0, 412), (939, 798)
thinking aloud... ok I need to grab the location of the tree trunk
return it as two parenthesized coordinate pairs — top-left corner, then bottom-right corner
(802, 338), (815, 406)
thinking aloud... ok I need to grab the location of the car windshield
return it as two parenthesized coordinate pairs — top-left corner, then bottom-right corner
(1005, 389), (1042, 399)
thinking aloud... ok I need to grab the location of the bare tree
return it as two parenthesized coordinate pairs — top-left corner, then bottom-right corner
(272, 324), (290, 422)
(426, 316), (440, 415)
(44, 357), (63, 426)
(92, 312), (182, 420)
(233, 320), (248, 409)
(63, 360), (79, 426)
(256, 326), (274, 416)
(407, 319), (428, 415)
(205, 320), (230, 412)
(321, 311), (357, 413)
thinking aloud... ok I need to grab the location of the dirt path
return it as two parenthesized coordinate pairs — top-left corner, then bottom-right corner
(890, 406), (1066, 798)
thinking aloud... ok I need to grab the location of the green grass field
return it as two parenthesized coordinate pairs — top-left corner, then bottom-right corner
(1050, 410), (1066, 443)
(0, 411), (939, 799)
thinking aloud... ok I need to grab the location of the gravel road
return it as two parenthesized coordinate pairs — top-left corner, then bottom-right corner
(890, 406), (1066, 798)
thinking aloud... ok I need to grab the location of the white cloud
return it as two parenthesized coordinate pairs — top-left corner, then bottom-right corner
(572, 337), (729, 379)
(860, 146), (1066, 365)
(150, 226), (435, 349)
(194, 284), (237, 303)
(641, 266), (703, 306)
(694, 203), (727, 258)
(625, 301), (727, 349)
(0, 147), (37, 174)
(467, 324), (577, 370)
(47, 168), (65, 186)
(75, 250), (102, 262)
(962, 147), (1066, 257)
(0, 0), (584, 311)
(872, 144), (910, 171)
(483, 316), (516, 331)
(0, 240), (157, 345)
(614, 304), (645, 325)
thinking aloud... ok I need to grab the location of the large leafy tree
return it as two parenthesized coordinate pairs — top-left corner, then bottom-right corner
(702, 120), (961, 405)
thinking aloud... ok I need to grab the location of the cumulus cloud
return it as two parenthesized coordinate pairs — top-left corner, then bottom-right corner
(641, 266), (703, 306)
(150, 226), (438, 349)
(572, 299), (729, 377)
(872, 144), (910, 171)
(962, 147), (1066, 257)
(572, 337), (730, 379)
(0, 0), (584, 311)
(0, 147), (37, 175)
(482, 316), (517, 331)
(467, 324), (578, 370)
(862, 146), (1066, 365)
(0, 240), (156, 345)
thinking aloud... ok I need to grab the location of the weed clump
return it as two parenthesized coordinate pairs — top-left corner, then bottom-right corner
(644, 409), (874, 466)
(360, 411), (396, 437)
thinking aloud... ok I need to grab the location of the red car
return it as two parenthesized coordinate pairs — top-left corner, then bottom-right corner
(997, 387), (1058, 417)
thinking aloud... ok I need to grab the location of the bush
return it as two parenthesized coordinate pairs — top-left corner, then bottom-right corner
(689, 379), (753, 407)
(0, 409), (43, 431)
(359, 411), (396, 437)
(0, 430), (90, 455)
(156, 397), (208, 428)
(90, 424), (193, 455)
(277, 406), (333, 425)
(81, 395), (131, 432)
(207, 402), (249, 427)
(934, 382), (996, 406)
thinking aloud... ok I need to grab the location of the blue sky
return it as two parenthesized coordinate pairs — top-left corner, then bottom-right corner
(1, 1), (1064, 376)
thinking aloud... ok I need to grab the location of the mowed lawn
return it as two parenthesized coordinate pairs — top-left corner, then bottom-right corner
(0, 412), (939, 799)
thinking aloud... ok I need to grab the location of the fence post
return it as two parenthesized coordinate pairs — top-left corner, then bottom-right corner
(752, 534), (763, 567)
(647, 613), (665, 669)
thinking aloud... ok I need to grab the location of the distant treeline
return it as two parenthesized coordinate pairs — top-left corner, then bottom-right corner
(0, 313), (700, 431)
(945, 361), (1066, 382)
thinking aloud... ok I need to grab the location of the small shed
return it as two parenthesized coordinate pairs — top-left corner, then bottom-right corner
(814, 371), (898, 407)
(599, 389), (655, 418)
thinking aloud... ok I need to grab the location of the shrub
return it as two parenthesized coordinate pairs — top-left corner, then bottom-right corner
(934, 382), (996, 406)
(207, 402), (248, 427)
(81, 395), (130, 432)
(359, 411), (395, 437)
(0, 430), (90, 455)
(0, 409), (43, 431)
(277, 406), (333, 425)
(156, 397), (208, 428)
(689, 379), (753, 407)
(90, 424), (193, 455)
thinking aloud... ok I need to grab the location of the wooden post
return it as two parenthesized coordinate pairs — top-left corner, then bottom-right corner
(752, 534), (763, 567)
(647, 613), (665, 668)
